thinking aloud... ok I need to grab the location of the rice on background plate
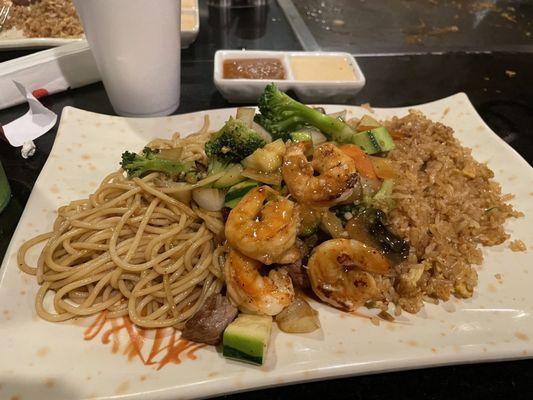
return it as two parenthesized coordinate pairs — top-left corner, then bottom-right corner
(0, 0), (83, 39)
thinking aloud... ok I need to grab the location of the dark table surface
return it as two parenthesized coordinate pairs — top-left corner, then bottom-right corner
(1, 0), (533, 399)
(291, 0), (533, 54)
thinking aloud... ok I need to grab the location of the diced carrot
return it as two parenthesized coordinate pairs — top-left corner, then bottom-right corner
(389, 130), (405, 140)
(339, 144), (378, 180)
(369, 156), (396, 179)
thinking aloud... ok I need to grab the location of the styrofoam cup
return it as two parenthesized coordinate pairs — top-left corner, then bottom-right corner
(73, 0), (181, 117)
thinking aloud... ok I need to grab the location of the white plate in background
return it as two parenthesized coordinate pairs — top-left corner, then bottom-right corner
(0, 93), (532, 400)
(0, 0), (199, 50)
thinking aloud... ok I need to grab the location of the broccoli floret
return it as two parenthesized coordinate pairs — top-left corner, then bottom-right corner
(205, 118), (266, 164)
(120, 147), (193, 179)
(207, 158), (227, 175)
(255, 84), (357, 142)
(206, 158), (235, 179)
(290, 130), (312, 143)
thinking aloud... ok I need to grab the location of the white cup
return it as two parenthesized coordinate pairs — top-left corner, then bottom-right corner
(73, 0), (181, 117)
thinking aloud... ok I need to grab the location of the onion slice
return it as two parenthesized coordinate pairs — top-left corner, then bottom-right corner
(169, 183), (192, 205)
(241, 168), (282, 186)
(192, 188), (225, 211)
(327, 110), (347, 121)
(320, 210), (348, 239)
(275, 297), (320, 333)
(310, 130), (327, 145)
(251, 121), (273, 143)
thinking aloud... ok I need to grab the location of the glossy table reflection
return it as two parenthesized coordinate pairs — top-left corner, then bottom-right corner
(0, 0), (533, 399)
(290, 0), (533, 54)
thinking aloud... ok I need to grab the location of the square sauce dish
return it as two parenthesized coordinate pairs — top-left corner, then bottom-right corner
(214, 50), (365, 103)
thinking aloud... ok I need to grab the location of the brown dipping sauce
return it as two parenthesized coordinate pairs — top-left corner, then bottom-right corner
(223, 58), (285, 80)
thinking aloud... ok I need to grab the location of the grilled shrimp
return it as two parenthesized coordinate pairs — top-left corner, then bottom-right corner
(282, 142), (358, 207)
(224, 248), (295, 315)
(307, 238), (390, 311)
(225, 186), (300, 265)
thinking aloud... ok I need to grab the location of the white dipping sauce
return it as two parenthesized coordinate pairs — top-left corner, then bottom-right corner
(290, 56), (357, 81)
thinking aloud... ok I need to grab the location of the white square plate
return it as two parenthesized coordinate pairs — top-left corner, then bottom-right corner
(0, 0), (199, 50)
(0, 93), (532, 400)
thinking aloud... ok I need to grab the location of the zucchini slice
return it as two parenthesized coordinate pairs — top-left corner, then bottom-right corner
(222, 314), (272, 365)
(351, 127), (395, 154)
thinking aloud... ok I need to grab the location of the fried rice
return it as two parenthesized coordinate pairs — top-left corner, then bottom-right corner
(1, 0), (83, 39)
(374, 111), (522, 314)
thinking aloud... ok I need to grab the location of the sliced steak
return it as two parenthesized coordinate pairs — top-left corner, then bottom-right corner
(282, 238), (313, 289)
(181, 294), (238, 345)
(284, 259), (310, 289)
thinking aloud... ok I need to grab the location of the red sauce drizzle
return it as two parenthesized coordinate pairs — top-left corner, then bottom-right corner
(84, 311), (107, 340)
(83, 313), (205, 369)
